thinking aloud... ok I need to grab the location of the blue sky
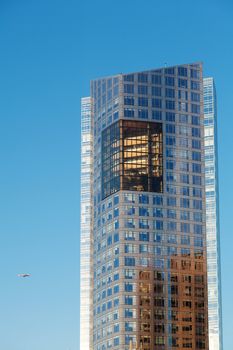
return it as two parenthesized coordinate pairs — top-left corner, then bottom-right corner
(0, 0), (232, 349)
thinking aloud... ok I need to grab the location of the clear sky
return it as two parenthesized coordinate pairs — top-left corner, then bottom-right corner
(0, 0), (232, 349)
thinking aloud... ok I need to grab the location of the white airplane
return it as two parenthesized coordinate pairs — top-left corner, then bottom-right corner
(17, 273), (31, 278)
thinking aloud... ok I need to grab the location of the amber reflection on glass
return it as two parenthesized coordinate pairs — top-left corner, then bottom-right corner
(137, 252), (208, 350)
(102, 120), (163, 199)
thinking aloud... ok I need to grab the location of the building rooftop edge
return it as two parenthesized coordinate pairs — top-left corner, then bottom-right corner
(90, 61), (203, 83)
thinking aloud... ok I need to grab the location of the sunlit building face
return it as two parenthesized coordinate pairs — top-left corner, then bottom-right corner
(203, 78), (223, 350)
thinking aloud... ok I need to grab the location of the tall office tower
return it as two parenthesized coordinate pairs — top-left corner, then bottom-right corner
(203, 78), (223, 350)
(80, 97), (94, 350)
(81, 63), (209, 350)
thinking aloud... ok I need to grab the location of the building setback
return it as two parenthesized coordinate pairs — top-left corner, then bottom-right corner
(80, 63), (221, 350)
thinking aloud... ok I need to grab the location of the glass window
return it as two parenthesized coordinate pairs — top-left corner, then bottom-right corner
(114, 232), (119, 242)
(192, 127), (201, 138)
(151, 74), (162, 85)
(124, 74), (134, 82)
(180, 210), (190, 221)
(192, 115), (200, 125)
(180, 186), (189, 196)
(181, 222), (190, 233)
(125, 282), (134, 292)
(191, 92), (200, 102)
(193, 175), (201, 185)
(125, 257), (135, 266)
(178, 66), (188, 76)
(180, 174), (189, 184)
(179, 114), (188, 123)
(165, 67), (175, 74)
(138, 97), (148, 106)
(194, 237), (203, 247)
(153, 195), (163, 205)
(139, 219), (149, 229)
(124, 84), (134, 94)
(124, 218), (135, 228)
(167, 197), (176, 206)
(166, 100), (175, 110)
(192, 139), (201, 149)
(191, 104), (200, 114)
(180, 162), (189, 172)
(139, 194), (149, 204)
(191, 69), (200, 79)
(152, 98), (162, 108)
(179, 102), (188, 112)
(139, 232), (150, 241)
(124, 193), (135, 203)
(166, 160), (175, 170)
(166, 88), (175, 98)
(180, 198), (190, 208)
(154, 233), (162, 242)
(193, 212), (202, 222)
(139, 244), (149, 253)
(181, 235), (190, 245)
(192, 151), (201, 161)
(152, 86), (162, 96)
(193, 224), (202, 234)
(192, 163), (201, 173)
(125, 270), (135, 279)
(125, 244), (136, 253)
(113, 337), (119, 346)
(124, 231), (136, 240)
(166, 136), (176, 145)
(138, 109), (148, 119)
(154, 220), (163, 230)
(167, 221), (176, 231)
(124, 96), (134, 105)
(191, 80), (200, 90)
(124, 206), (135, 215)
(152, 110), (162, 120)
(166, 124), (175, 133)
(124, 108), (135, 117)
(138, 85), (148, 94)
(166, 112), (175, 122)
(122, 121), (163, 192)
(139, 207), (149, 216)
(165, 76), (175, 86)
(193, 200), (202, 210)
(153, 208), (163, 217)
(138, 73), (148, 83)
(178, 79), (188, 88)
(167, 209), (176, 219)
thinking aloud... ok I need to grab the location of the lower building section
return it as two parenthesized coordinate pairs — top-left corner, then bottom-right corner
(93, 192), (208, 350)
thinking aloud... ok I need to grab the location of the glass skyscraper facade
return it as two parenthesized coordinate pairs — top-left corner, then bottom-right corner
(203, 78), (223, 350)
(80, 97), (94, 350)
(80, 63), (221, 350)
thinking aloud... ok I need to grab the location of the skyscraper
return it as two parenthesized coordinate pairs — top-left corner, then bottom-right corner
(80, 97), (93, 350)
(203, 78), (223, 350)
(81, 63), (213, 350)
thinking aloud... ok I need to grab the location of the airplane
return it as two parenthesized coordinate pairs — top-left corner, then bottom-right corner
(17, 273), (31, 278)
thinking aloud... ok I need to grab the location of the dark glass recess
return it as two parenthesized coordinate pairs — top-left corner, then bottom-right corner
(102, 120), (163, 199)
